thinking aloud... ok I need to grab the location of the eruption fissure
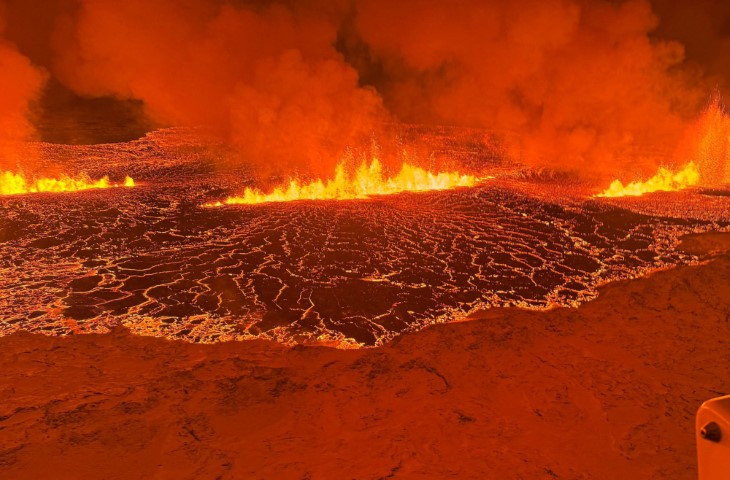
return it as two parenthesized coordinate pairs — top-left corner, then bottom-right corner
(596, 162), (700, 197)
(206, 159), (483, 206)
(0, 1), (728, 350)
(0, 130), (727, 348)
(0, 171), (135, 196)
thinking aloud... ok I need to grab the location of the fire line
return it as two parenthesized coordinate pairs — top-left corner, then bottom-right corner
(205, 159), (482, 207)
(0, 171), (135, 196)
(595, 162), (700, 198)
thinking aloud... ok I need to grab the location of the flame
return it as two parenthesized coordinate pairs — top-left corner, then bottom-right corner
(0, 171), (135, 196)
(207, 159), (480, 206)
(677, 97), (730, 186)
(596, 162), (700, 198)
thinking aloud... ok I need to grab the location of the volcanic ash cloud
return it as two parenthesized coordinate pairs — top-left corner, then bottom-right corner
(4, 0), (725, 182)
(350, 0), (708, 179)
(51, 0), (388, 177)
(0, 10), (46, 170)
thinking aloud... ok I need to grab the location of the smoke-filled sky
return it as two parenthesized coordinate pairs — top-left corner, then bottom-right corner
(1, 0), (729, 178)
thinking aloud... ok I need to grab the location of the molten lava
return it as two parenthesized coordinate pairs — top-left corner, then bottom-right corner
(0, 171), (135, 196)
(596, 162), (700, 198)
(207, 159), (480, 206)
(678, 98), (730, 186)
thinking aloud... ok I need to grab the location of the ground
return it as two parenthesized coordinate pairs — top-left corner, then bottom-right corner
(0, 232), (728, 479)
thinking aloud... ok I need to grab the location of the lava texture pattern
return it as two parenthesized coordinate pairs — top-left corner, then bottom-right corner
(0, 130), (727, 346)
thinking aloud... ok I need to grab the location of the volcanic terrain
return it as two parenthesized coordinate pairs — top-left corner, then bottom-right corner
(1, 129), (728, 347)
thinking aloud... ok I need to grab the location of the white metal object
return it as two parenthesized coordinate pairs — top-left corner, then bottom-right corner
(697, 395), (730, 479)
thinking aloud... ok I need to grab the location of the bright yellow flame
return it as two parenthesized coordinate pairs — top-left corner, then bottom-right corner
(207, 159), (480, 206)
(596, 162), (700, 198)
(0, 171), (136, 196)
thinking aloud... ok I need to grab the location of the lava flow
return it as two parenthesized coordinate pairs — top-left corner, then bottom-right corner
(0, 171), (135, 196)
(596, 162), (700, 198)
(2, 129), (728, 348)
(206, 158), (480, 206)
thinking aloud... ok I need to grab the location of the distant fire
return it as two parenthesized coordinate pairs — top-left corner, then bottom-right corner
(206, 159), (481, 206)
(596, 162), (700, 198)
(0, 171), (135, 196)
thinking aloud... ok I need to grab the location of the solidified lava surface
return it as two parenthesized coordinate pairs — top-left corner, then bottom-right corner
(1, 129), (728, 346)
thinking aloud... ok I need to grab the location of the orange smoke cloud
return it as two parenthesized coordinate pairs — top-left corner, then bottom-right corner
(51, 0), (387, 176)
(351, 0), (706, 178)
(0, 8), (46, 170)
(0, 0), (727, 182)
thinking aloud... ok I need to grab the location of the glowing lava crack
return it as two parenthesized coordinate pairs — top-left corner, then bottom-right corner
(206, 159), (481, 206)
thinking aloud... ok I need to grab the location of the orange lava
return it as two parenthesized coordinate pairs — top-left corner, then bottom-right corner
(596, 162), (700, 198)
(0, 171), (135, 196)
(678, 98), (730, 186)
(206, 159), (481, 206)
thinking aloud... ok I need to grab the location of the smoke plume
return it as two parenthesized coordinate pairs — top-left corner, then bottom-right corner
(0, 5), (46, 170)
(1, 0), (730, 180)
(350, 0), (708, 178)
(51, 0), (386, 176)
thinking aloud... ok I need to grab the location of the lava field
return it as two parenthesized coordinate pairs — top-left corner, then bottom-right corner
(1, 129), (728, 346)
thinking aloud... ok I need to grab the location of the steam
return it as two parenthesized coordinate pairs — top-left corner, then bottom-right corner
(0, 0), (728, 181)
(350, 0), (706, 178)
(51, 0), (386, 176)
(0, 7), (46, 170)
